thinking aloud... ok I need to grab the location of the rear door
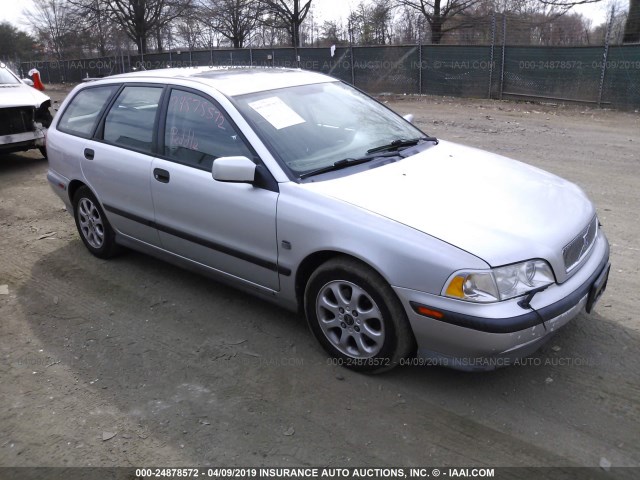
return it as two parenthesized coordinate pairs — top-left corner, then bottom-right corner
(80, 84), (164, 246)
(150, 87), (280, 290)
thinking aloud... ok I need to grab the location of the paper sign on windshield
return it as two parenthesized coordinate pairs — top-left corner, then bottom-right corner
(248, 97), (305, 130)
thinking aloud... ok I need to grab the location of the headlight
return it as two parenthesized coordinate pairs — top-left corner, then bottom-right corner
(443, 260), (555, 303)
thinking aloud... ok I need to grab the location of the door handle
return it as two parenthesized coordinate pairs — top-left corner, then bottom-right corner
(84, 148), (94, 160)
(153, 168), (170, 183)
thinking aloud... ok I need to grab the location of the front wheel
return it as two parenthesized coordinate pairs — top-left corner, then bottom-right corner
(73, 186), (120, 259)
(304, 257), (415, 373)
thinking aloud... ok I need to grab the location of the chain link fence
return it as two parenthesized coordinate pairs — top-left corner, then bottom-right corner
(16, 35), (640, 110)
(19, 43), (640, 110)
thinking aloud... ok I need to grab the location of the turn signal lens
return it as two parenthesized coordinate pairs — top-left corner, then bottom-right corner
(445, 276), (465, 298)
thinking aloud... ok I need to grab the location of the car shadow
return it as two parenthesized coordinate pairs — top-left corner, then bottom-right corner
(0, 151), (46, 173)
(15, 242), (640, 467)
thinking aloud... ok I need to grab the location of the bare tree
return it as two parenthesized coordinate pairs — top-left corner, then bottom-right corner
(104, 0), (192, 53)
(25, 0), (75, 59)
(260, 0), (313, 47)
(394, 5), (427, 43)
(539, 0), (639, 42)
(174, 2), (205, 50)
(395, 1), (481, 44)
(68, 0), (119, 56)
(201, 0), (263, 48)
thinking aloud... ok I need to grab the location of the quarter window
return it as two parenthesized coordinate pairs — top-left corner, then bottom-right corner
(163, 90), (252, 170)
(103, 86), (163, 153)
(57, 85), (118, 137)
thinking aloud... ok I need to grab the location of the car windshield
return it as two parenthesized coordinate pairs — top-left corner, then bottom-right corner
(233, 81), (427, 177)
(0, 66), (20, 85)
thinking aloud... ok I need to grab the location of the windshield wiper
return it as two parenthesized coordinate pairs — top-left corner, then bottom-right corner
(366, 136), (438, 155)
(299, 156), (378, 180)
(299, 136), (438, 180)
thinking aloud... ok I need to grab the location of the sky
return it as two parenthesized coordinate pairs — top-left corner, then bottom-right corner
(0, 0), (613, 33)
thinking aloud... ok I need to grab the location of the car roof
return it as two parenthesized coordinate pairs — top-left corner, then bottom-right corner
(107, 66), (338, 96)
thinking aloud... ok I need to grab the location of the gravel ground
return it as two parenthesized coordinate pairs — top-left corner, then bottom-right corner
(1, 85), (639, 472)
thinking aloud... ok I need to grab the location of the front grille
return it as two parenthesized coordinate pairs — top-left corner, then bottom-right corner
(0, 107), (34, 136)
(563, 216), (598, 272)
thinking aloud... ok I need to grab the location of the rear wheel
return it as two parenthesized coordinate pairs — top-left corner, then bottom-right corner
(304, 257), (415, 373)
(73, 186), (119, 259)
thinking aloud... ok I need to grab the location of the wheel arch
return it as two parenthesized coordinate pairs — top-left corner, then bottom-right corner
(294, 250), (393, 312)
(67, 179), (88, 205)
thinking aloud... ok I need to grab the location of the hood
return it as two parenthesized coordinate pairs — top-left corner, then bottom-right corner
(302, 141), (595, 276)
(0, 84), (50, 108)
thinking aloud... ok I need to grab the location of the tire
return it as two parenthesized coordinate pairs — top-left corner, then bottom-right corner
(304, 256), (416, 373)
(73, 186), (120, 259)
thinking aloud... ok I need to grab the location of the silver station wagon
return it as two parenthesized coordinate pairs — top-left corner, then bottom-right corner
(47, 67), (610, 372)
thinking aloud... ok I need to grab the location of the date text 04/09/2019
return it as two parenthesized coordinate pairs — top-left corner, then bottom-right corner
(135, 467), (496, 478)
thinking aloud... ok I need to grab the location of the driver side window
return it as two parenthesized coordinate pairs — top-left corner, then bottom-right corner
(163, 89), (252, 170)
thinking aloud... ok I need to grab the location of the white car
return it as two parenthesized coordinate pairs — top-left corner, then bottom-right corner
(0, 63), (52, 157)
(46, 67), (610, 372)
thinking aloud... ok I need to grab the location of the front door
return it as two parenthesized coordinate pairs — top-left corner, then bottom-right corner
(150, 88), (280, 290)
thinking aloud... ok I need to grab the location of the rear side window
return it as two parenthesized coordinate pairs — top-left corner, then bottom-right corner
(163, 89), (253, 170)
(103, 86), (163, 153)
(57, 85), (118, 137)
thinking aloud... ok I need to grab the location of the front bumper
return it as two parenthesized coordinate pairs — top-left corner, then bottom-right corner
(393, 231), (610, 371)
(0, 128), (46, 153)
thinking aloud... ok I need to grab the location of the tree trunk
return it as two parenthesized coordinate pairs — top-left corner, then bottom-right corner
(136, 33), (148, 54)
(623, 0), (640, 43)
(156, 28), (164, 53)
(430, 0), (443, 45)
(292, 22), (301, 47)
(430, 18), (444, 44)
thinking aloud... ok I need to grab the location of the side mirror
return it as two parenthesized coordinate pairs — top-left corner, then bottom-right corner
(403, 114), (414, 124)
(22, 78), (34, 86)
(212, 156), (256, 183)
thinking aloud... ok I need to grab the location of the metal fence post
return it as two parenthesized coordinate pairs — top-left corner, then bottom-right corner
(499, 13), (507, 100)
(350, 46), (355, 86)
(598, 6), (615, 108)
(488, 12), (496, 99)
(249, 48), (253, 67)
(418, 42), (423, 95)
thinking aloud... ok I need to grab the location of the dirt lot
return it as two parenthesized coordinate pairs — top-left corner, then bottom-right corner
(1, 85), (639, 471)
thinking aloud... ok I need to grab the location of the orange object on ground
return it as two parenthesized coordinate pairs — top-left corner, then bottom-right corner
(28, 68), (45, 91)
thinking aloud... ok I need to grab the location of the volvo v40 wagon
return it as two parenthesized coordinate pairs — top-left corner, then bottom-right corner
(47, 67), (610, 372)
